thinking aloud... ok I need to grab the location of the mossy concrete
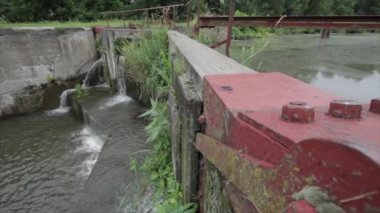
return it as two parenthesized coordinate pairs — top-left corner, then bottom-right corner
(168, 88), (182, 182)
(173, 72), (202, 203)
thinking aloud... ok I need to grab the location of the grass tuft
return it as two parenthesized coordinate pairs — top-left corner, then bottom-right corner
(121, 29), (173, 99)
(121, 29), (196, 212)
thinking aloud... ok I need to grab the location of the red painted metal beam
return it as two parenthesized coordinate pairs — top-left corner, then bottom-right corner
(199, 15), (380, 29)
(200, 72), (380, 212)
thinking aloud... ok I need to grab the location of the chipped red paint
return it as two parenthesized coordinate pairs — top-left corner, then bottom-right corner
(201, 72), (380, 211)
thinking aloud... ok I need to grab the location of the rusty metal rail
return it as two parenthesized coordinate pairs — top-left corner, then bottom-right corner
(199, 15), (380, 29)
(101, 3), (186, 15)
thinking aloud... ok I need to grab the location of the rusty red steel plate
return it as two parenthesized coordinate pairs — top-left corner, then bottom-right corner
(198, 15), (380, 29)
(202, 72), (380, 211)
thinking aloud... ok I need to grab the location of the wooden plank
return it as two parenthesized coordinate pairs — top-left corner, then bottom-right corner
(168, 31), (254, 97)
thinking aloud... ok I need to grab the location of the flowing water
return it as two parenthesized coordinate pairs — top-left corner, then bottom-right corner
(0, 31), (144, 212)
(227, 33), (380, 103)
(0, 113), (104, 212)
(82, 59), (104, 88)
(46, 88), (76, 115)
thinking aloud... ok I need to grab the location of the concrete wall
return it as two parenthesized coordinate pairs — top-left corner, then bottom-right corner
(0, 27), (97, 117)
(100, 28), (145, 96)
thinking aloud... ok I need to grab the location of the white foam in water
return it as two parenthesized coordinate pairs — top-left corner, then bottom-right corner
(46, 107), (71, 116)
(99, 95), (132, 110)
(46, 89), (75, 116)
(75, 127), (104, 177)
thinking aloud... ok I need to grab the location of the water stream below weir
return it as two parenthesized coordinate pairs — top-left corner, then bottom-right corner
(0, 91), (149, 212)
(0, 71), (147, 213)
(0, 112), (103, 212)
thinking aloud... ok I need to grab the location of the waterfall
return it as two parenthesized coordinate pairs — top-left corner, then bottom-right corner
(106, 36), (117, 84)
(59, 89), (75, 108)
(104, 33), (127, 96)
(116, 56), (127, 96)
(82, 59), (104, 88)
(46, 88), (75, 115)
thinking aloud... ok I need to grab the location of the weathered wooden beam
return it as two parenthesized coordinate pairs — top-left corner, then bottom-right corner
(195, 133), (285, 213)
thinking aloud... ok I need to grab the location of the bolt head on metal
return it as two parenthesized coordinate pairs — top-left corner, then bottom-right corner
(328, 100), (362, 119)
(370, 98), (380, 114)
(281, 101), (315, 123)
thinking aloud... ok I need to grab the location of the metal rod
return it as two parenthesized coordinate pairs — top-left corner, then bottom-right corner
(173, 6), (176, 28)
(187, 1), (192, 28)
(193, 0), (201, 37)
(209, 40), (227, 49)
(225, 0), (235, 57)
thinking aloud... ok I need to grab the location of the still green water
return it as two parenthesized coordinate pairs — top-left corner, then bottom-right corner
(227, 33), (380, 103)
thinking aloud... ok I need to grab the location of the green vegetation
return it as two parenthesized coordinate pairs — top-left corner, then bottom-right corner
(0, 0), (378, 24)
(121, 29), (196, 212)
(139, 100), (197, 213)
(231, 11), (273, 39)
(46, 73), (54, 84)
(121, 29), (172, 99)
(232, 27), (272, 39)
(55, 27), (69, 34)
(73, 83), (87, 98)
(113, 37), (129, 56)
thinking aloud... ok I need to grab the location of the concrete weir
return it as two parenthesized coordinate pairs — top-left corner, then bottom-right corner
(0, 27), (97, 118)
(69, 89), (150, 213)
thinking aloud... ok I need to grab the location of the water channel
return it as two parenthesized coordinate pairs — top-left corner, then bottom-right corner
(0, 112), (103, 212)
(227, 33), (380, 103)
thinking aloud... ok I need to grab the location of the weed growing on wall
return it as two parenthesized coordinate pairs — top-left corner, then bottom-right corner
(121, 29), (172, 99)
(74, 83), (88, 98)
(122, 30), (196, 212)
(139, 100), (197, 212)
(46, 73), (54, 84)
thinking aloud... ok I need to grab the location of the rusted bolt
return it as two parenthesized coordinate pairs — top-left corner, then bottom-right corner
(328, 100), (362, 119)
(369, 98), (380, 114)
(198, 114), (206, 124)
(281, 101), (315, 123)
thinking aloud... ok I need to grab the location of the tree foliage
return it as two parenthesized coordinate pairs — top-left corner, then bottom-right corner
(0, 0), (379, 22)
